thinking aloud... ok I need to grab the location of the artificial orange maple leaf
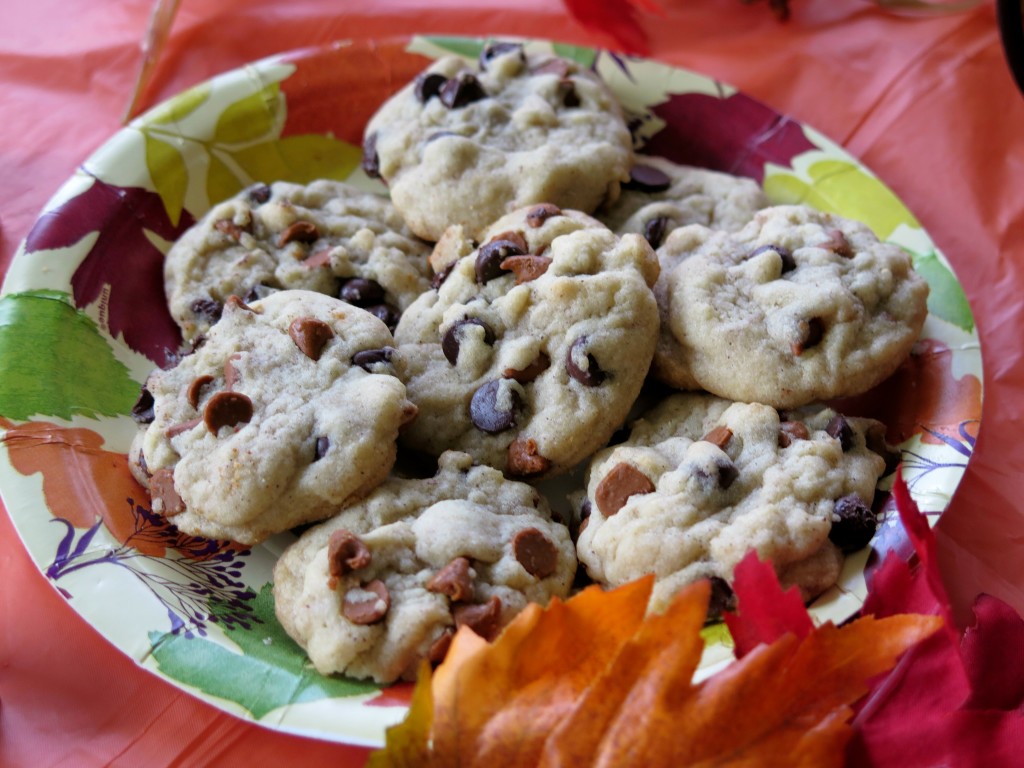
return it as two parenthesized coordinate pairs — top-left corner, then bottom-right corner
(371, 565), (941, 767)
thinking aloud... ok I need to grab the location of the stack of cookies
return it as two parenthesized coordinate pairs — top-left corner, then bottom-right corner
(128, 42), (929, 683)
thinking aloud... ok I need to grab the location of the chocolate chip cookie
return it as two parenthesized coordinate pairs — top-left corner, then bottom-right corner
(392, 203), (660, 478)
(655, 205), (929, 407)
(129, 289), (416, 545)
(362, 42), (633, 241)
(164, 179), (432, 342)
(575, 392), (890, 613)
(272, 450), (576, 683)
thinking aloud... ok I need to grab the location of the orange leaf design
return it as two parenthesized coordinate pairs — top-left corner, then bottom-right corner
(373, 572), (941, 767)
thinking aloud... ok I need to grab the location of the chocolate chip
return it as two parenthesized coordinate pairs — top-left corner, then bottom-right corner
(186, 375), (215, 409)
(149, 468), (184, 516)
(565, 336), (606, 387)
(225, 295), (256, 313)
(453, 595), (502, 641)
(327, 529), (372, 588)
(365, 303), (400, 332)
(531, 58), (572, 77)
(696, 458), (739, 491)
(500, 254), (552, 284)
(864, 422), (902, 475)
(707, 576), (736, 618)
(507, 437), (552, 477)
(701, 425), (733, 450)
(339, 277), (386, 307)
(559, 78), (580, 108)
(479, 41), (524, 69)
(313, 436), (330, 462)
(247, 183), (272, 205)
(439, 72), (487, 109)
(224, 353), (242, 390)
(595, 462), (655, 517)
(131, 386), (155, 424)
(414, 72), (448, 103)
(428, 629), (454, 664)
(525, 203), (561, 228)
(426, 557), (475, 602)
(276, 220), (319, 247)
(822, 228), (854, 258)
(826, 414), (855, 451)
(792, 317), (825, 356)
(749, 243), (796, 274)
(362, 132), (380, 178)
(352, 346), (395, 371)
(503, 352), (550, 383)
(203, 391), (253, 433)
(624, 164), (671, 192)
(512, 528), (558, 579)
(243, 283), (278, 304)
(829, 494), (877, 552)
(342, 579), (390, 625)
(431, 261), (456, 289)
(643, 216), (669, 249)
(190, 298), (223, 325)
(778, 420), (810, 448)
(469, 379), (522, 433)
(288, 317), (334, 361)
(475, 234), (527, 283)
(442, 317), (495, 366)
(214, 218), (246, 240)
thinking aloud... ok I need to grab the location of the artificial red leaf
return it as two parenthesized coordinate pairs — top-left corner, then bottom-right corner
(723, 550), (814, 658)
(560, 0), (664, 55)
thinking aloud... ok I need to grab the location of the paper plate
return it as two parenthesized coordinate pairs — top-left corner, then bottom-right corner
(0, 36), (983, 747)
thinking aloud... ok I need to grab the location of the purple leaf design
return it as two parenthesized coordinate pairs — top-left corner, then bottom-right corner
(643, 91), (817, 182)
(24, 176), (194, 367)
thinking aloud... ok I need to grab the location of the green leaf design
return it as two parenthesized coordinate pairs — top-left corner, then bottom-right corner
(213, 83), (282, 145)
(764, 159), (918, 241)
(423, 36), (487, 61)
(552, 43), (597, 67)
(140, 82), (211, 127)
(149, 583), (379, 719)
(912, 250), (975, 332)
(0, 290), (140, 421)
(144, 133), (189, 227)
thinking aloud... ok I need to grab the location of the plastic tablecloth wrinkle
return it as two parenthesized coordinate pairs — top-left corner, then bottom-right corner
(2, 0), (1023, 766)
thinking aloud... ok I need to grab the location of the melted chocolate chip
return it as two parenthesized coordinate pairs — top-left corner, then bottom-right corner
(502, 352), (550, 383)
(453, 595), (503, 641)
(500, 254), (552, 284)
(276, 220), (319, 247)
(469, 379), (522, 433)
(351, 347), (395, 371)
(364, 303), (400, 332)
(339, 277), (386, 307)
(792, 317), (825, 356)
(475, 236), (526, 283)
(288, 317), (334, 361)
(701, 425), (733, 450)
(327, 529), (372, 587)
(525, 203), (561, 228)
(479, 41), (524, 69)
(749, 243), (796, 274)
(826, 414), (855, 451)
(440, 72), (487, 109)
(313, 436), (330, 462)
(707, 576), (736, 618)
(149, 468), (184, 517)
(829, 494), (878, 552)
(362, 132), (380, 178)
(342, 580), (390, 625)
(442, 317), (495, 366)
(559, 78), (580, 108)
(507, 437), (552, 478)
(643, 216), (669, 249)
(565, 336), (606, 387)
(512, 528), (558, 579)
(414, 72), (448, 103)
(428, 629), (454, 665)
(426, 557), (475, 602)
(624, 164), (672, 192)
(186, 375), (215, 409)
(595, 462), (655, 517)
(203, 391), (253, 433)
(190, 298), (223, 325)
(247, 183), (272, 205)
(822, 228), (854, 258)
(243, 283), (278, 304)
(696, 459), (739, 491)
(778, 420), (810, 448)
(214, 218), (246, 240)
(131, 386), (155, 424)
(431, 261), (456, 289)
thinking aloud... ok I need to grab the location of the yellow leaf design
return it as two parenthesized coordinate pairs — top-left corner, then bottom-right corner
(144, 133), (188, 226)
(213, 82), (282, 145)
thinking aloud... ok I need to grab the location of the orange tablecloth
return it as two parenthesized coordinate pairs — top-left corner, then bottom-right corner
(1, 1), (1022, 765)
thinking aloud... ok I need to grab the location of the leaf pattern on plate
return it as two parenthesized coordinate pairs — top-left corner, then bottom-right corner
(148, 583), (379, 719)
